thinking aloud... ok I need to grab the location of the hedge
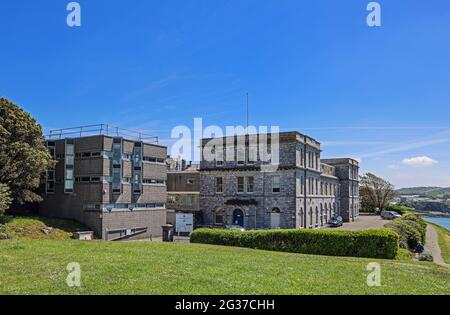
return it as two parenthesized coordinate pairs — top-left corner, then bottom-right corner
(191, 228), (399, 259)
(385, 213), (427, 250)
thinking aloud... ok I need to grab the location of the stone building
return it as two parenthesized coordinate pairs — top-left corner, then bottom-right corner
(40, 125), (168, 240)
(199, 131), (359, 230)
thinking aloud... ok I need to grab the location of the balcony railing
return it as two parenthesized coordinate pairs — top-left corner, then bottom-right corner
(46, 124), (159, 144)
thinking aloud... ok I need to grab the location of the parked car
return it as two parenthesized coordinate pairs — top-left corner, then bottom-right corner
(328, 216), (343, 228)
(226, 225), (246, 232)
(380, 210), (402, 220)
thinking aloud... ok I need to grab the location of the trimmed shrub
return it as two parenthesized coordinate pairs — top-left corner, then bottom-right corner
(0, 183), (12, 216)
(385, 213), (427, 250)
(385, 220), (422, 249)
(402, 213), (427, 242)
(418, 252), (433, 262)
(191, 228), (399, 259)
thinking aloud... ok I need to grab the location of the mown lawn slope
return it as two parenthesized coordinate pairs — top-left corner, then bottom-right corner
(0, 216), (86, 240)
(431, 223), (450, 264)
(0, 240), (449, 295)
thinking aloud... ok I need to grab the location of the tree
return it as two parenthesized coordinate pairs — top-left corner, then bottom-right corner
(0, 98), (55, 207)
(0, 183), (12, 215)
(359, 173), (396, 212)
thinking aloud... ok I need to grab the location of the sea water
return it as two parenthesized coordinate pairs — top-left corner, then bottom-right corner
(423, 217), (450, 230)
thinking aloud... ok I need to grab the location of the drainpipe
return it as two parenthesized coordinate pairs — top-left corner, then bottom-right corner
(262, 171), (265, 229)
(303, 136), (307, 229)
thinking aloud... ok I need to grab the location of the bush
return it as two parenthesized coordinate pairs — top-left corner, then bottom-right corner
(191, 228), (399, 259)
(402, 213), (427, 241)
(0, 183), (12, 215)
(0, 226), (8, 240)
(385, 213), (427, 250)
(418, 252), (433, 262)
(385, 220), (422, 249)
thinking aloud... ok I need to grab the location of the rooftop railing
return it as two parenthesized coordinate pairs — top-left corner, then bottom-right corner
(46, 124), (159, 144)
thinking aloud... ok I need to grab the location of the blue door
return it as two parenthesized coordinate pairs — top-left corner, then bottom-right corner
(233, 209), (244, 227)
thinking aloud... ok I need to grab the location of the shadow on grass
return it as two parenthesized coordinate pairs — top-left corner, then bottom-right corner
(0, 215), (13, 225)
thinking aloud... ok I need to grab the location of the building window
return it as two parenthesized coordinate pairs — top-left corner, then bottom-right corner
(64, 142), (75, 194)
(46, 142), (56, 194)
(237, 177), (245, 193)
(215, 209), (225, 225)
(300, 149), (304, 166)
(315, 207), (319, 226)
(142, 179), (165, 185)
(247, 176), (254, 193)
(46, 181), (55, 193)
(237, 143), (245, 165)
(143, 156), (165, 163)
(216, 177), (223, 193)
(272, 176), (280, 193)
(215, 144), (224, 166)
(247, 145), (257, 165)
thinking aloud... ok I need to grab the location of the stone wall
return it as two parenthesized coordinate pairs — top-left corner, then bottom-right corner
(198, 132), (360, 230)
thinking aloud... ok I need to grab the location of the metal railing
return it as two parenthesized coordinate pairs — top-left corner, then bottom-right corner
(46, 124), (159, 144)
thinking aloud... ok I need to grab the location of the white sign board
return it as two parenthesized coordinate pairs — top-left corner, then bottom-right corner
(176, 213), (194, 233)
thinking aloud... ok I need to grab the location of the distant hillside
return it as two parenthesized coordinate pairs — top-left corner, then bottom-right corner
(396, 187), (450, 198)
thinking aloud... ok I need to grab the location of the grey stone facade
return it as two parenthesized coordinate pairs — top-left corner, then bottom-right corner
(199, 132), (359, 230)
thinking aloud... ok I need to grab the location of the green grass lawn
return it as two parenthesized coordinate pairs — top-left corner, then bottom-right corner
(0, 240), (449, 295)
(430, 223), (450, 264)
(0, 216), (87, 240)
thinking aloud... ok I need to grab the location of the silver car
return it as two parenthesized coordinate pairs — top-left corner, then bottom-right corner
(381, 211), (402, 220)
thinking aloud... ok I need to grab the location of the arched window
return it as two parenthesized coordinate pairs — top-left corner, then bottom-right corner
(309, 207), (313, 226)
(300, 207), (304, 227)
(320, 204), (323, 226)
(271, 208), (281, 229)
(315, 207), (319, 225)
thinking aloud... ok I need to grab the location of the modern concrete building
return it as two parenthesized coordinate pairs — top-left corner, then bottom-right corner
(199, 131), (360, 230)
(166, 169), (201, 229)
(40, 125), (168, 240)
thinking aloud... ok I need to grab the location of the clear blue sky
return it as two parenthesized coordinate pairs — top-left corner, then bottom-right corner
(1, 0), (450, 187)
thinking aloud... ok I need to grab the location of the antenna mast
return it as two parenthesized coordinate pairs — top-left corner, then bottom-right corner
(246, 92), (249, 130)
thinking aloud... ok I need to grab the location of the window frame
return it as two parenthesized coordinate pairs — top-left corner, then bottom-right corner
(272, 175), (281, 193)
(216, 177), (223, 193)
(237, 176), (245, 193)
